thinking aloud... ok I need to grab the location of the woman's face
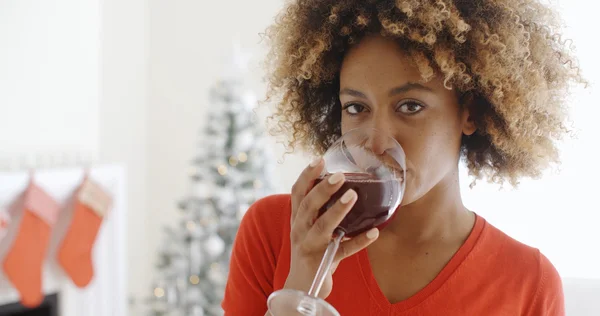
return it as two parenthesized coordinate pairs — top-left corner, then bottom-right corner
(339, 35), (475, 205)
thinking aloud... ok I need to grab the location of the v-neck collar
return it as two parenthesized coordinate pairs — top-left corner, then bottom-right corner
(356, 214), (486, 313)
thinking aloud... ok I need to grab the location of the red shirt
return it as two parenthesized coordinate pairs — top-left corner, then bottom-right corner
(222, 194), (564, 315)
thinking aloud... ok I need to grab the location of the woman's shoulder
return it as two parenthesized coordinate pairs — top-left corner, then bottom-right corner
(474, 217), (564, 314)
(480, 219), (554, 271)
(223, 194), (292, 314)
(236, 194), (292, 248)
(241, 194), (292, 227)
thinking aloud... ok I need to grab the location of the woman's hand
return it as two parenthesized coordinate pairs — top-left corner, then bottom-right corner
(283, 158), (380, 299)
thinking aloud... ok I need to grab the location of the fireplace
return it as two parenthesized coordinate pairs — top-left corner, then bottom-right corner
(0, 166), (127, 316)
(0, 294), (58, 316)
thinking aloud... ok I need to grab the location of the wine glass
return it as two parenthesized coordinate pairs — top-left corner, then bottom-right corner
(267, 127), (407, 316)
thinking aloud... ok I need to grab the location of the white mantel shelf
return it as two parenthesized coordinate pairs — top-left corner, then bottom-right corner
(0, 165), (127, 316)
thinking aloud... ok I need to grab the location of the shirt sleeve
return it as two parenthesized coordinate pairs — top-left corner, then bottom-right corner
(527, 252), (565, 316)
(222, 195), (287, 316)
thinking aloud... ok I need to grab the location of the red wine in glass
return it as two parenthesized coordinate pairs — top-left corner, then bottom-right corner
(315, 172), (401, 237)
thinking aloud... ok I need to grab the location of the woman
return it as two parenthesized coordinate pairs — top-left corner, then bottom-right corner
(222, 0), (583, 315)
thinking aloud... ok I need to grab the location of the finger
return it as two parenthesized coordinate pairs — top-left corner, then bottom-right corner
(290, 157), (323, 224)
(335, 227), (379, 261)
(303, 187), (356, 248)
(294, 172), (347, 236)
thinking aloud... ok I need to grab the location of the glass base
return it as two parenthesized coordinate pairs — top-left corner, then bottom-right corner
(267, 289), (340, 316)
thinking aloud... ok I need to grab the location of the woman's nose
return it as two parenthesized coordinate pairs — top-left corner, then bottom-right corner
(365, 129), (396, 155)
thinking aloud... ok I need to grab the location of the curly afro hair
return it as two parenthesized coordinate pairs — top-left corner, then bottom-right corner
(263, 0), (585, 186)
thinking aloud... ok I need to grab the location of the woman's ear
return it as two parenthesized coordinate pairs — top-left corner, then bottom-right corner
(460, 92), (477, 136)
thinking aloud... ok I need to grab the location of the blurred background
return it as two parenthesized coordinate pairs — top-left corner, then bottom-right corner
(0, 0), (598, 315)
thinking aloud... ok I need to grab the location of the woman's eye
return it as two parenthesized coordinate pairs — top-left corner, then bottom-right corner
(343, 103), (366, 115)
(397, 101), (424, 114)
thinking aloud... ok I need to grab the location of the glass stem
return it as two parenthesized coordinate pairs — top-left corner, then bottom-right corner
(307, 228), (346, 298)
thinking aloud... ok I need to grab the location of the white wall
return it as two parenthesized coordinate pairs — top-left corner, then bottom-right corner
(0, 0), (99, 161)
(99, 0), (149, 309)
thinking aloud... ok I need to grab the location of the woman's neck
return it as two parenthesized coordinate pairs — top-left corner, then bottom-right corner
(382, 170), (475, 246)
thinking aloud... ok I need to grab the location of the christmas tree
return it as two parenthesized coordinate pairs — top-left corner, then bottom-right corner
(147, 51), (275, 316)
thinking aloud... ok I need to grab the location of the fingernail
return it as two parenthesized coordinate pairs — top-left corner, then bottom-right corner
(366, 228), (379, 239)
(310, 158), (322, 168)
(328, 172), (344, 185)
(340, 189), (356, 204)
